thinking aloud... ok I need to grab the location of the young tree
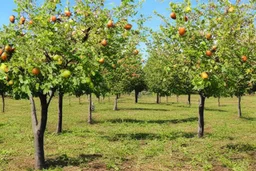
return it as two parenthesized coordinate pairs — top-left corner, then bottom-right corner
(0, 0), (146, 169)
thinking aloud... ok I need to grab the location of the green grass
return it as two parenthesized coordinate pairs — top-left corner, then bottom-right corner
(0, 94), (255, 171)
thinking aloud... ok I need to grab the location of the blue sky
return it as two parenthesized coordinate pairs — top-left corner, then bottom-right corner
(0, 0), (246, 59)
(0, 0), (242, 28)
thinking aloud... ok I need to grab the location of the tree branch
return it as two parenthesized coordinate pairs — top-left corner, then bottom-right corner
(47, 89), (55, 107)
(82, 27), (91, 43)
(29, 95), (38, 126)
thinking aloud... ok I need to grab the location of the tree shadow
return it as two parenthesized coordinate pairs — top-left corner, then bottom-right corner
(121, 107), (169, 111)
(102, 117), (197, 124)
(45, 153), (103, 169)
(0, 123), (5, 128)
(104, 131), (196, 141)
(223, 143), (256, 152)
(241, 117), (256, 121)
(204, 108), (227, 112)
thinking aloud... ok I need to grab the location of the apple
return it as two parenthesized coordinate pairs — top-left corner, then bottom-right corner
(185, 6), (191, 13)
(101, 39), (107, 46)
(98, 58), (105, 64)
(228, 6), (235, 13)
(179, 27), (186, 36)
(53, 55), (61, 61)
(57, 59), (63, 65)
(124, 24), (132, 30)
(206, 50), (212, 56)
(0, 49), (3, 55)
(61, 70), (71, 78)
(112, 64), (116, 68)
(32, 68), (40, 75)
(9, 15), (15, 23)
(241, 55), (247, 62)
(20, 17), (25, 24)
(211, 46), (217, 52)
(8, 80), (14, 86)
(51, 16), (57, 22)
(1, 52), (8, 61)
(0, 64), (8, 72)
(5, 45), (12, 52)
(29, 20), (33, 25)
(65, 11), (72, 17)
(184, 16), (188, 22)
(201, 72), (208, 79)
(170, 12), (176, 19)
(205, 33), (212, 40)
(133, 49), (139, 55)
(107, 20), (114, 28)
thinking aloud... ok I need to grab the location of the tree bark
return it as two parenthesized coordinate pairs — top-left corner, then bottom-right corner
(176, 95), (179, 103)
(135, 90), (139, 103)
(79, 96), (81, 104)
(188, 94), (191, 106)
(56, 93), (64, 134)
(1, 93), (5, 113)
(198, 93), (205, 138)
(166, 96), (168, 104)
(238, 96), (242, 118)
(68, 95), (71, 106)
(218, 97), (220, 107)
(113, 94), (118, 110)
(156, 93), (159, 104)
(29, 94), (47, 169)
(88, 93), (92, 124)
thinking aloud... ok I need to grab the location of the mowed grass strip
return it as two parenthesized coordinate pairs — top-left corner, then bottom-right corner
(0, 94), (255, 171)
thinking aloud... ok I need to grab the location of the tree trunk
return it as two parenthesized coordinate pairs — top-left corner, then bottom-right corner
(188, 94), (191, 106)
(79, 96), (81, 104)
(238, 96), (242, 118)
(1, 93), (5, 113)
(176, 95), (179, 103)
(156, 93), (159, 104)
(135, 90), (139, 103)
(98, 97), (100, 103)
(218, 97), (220, 107)
(88, 93), (92, 124)
(56, 93), (63, 134)
(198, 93), (205, 138)
(113, 94), (118, 110)
(29, 94), (49, 169)
(166, 96), (168, 104)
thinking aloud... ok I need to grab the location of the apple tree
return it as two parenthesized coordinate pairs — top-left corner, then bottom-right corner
(212, 1), (256, 117)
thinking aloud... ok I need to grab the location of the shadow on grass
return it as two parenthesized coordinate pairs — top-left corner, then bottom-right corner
(98, 107), (170, 112)
(0, 123), (5, 128)
(223, 143), (256, 152)
(241, 117), (256, 121)
(204, 108), (227, 112)
(46, 153), (103, 169)
(138, 102), (176, 105)
(104, 131), (196, 141)
(121, 107), (169, 111)
(101, 117), (197, 124)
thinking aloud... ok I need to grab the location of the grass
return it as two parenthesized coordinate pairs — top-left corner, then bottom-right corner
(0, 94), (255, 171)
